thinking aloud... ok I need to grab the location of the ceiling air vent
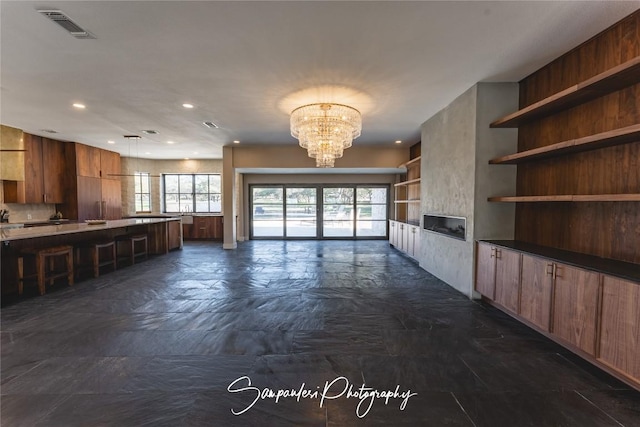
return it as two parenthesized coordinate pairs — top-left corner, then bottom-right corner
(38, 10), (96, 39)
(124, 135), (141, 140)
(203, 121), (219, 129)
(142, 130), (159, 135)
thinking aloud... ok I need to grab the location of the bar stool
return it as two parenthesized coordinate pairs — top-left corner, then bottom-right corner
(75, 240), (117, 279)
(18, 245), (74, 296)
(115, 234), (148, 267)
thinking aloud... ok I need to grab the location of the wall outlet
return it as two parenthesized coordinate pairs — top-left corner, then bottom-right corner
(27, 214), (32, 220)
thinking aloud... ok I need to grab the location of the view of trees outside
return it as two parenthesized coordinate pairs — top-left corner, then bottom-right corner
(134, 172), (151, 212)
(163, 174), (221, 213)
(251, 185), (387, 238)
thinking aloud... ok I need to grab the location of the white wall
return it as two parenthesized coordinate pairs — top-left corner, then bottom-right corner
(418, 83), (518, 298)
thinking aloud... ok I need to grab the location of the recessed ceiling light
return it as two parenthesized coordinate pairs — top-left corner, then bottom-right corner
(167, 141), (175, 144)
(233, 140), (240, 144)
(395, 140), (402, 144)
(182, 103), (194, 109)
(107, 140), (115, 144)
(145, 152), (151, 155)
(72, 103), (86, 109)
(184, 157), (190, 160)
(193, 152), (198, 155)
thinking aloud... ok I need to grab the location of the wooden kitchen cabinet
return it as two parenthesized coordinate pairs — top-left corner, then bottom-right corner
(494, 247), (521, 313)
(475, 241), (522, 310)
(598, 276), (640, 383)
(76, 176), (102, 220)
(520, 254), (554, 331)
(185, 216), (223, 240)
(13, 134), (67, 204)
(552, 263), (600, 355)
(475, 242), (496, 299)
(75, 143), (101, 178)
(100, 149), (121, 179)
(101, 179), (122, 220)
(68, 143), (122, 221)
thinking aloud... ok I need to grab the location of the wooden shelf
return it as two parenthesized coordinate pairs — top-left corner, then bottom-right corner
(490, 56), (640, 128)
(489, 124), (640, 164)
(394, 178), (421, 187)
(400, 156), (421, 168)
(489, 194), (640, 203)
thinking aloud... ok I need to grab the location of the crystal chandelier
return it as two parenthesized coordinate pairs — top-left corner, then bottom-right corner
(290, 103), (362, 167)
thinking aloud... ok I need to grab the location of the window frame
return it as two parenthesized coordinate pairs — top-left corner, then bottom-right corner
(134, 172), (152, 213)
(162, 173), (222, 214)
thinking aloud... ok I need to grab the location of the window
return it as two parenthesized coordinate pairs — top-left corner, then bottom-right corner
(134, 172), (151, 212)
(250, 184), (388, 239)
(163, 174), (221, 213)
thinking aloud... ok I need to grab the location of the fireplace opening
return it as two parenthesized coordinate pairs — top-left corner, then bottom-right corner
(423, 214), (466, 240)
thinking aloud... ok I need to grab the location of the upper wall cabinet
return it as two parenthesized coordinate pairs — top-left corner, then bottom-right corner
(4, 134), (68, 204)
(75, 143), (121, 179)
(75, 143), (102, 178)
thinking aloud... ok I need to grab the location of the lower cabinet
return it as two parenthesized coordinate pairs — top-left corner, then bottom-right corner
(598, 276), (640, 383)
(184, 216), (223, 240)
(474, 242), (521, 313)
(475, 241), (640, 390)
(388, 220), (419, 260)
(551, 263), (599, 355)
(494, 248), (521, 313)
(520, 254), (554, 331)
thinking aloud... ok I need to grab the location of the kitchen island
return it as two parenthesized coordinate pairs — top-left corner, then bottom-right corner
(1, 217), (182, 297)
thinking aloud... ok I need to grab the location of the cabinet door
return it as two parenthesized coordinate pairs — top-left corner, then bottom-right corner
(494, 248), (521, 313)
(22, 134), (44, 203)
(76, 176), (102, 221)
(75, 143), (101, 178)
(475, 243), (496, 299)
(552, 263), (600, 355)
(101, 179), (122, 220)
(520, 254), (554, 331)
(598, 276), (640, 382)
(41, 138), (67, 203)
(194, 217), (211, 239)
(100, 149), (121, 179)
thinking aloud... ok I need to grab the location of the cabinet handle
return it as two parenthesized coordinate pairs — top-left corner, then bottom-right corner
(495, 249), (501, 260)
(490, 247), (496, 258)
(553, 264), (560, 279)
(546, 264), (554, 275)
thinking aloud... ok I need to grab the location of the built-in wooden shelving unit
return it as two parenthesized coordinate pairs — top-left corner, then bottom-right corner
(490, 56), (640, 128)
(488, 55), (640, 206)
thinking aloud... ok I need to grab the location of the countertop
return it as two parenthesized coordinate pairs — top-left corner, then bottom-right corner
(480, 239), (640, 283)
(1, 217), (181, 242)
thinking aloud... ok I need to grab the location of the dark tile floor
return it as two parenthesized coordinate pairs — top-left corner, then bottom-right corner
(1, 240), (638, 426)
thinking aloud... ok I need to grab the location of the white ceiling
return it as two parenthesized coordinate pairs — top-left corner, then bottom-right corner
(1, 1), (638, 160)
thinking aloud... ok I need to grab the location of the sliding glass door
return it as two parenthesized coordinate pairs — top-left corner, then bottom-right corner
(286, 187), (317, 237)
(250, 185), (388, 239)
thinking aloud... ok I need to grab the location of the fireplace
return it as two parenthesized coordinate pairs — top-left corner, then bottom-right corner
(423, 214), (466, 240)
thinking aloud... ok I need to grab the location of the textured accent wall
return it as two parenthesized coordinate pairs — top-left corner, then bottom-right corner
(418, 83), (518, 298)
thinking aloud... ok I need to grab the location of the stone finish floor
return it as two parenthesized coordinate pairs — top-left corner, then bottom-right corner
(1, 240), (639, 426)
